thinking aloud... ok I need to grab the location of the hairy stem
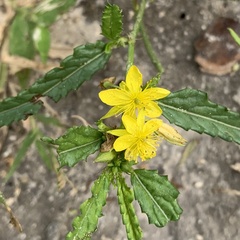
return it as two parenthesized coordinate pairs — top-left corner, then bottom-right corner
(127, 0), (147, 72)
(140, 22), (164, 79)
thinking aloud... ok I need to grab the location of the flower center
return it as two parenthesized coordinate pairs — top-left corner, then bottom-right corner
(134, 98), (141, 105)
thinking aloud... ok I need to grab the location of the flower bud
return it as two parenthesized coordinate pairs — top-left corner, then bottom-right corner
(158, 123), (187, 146)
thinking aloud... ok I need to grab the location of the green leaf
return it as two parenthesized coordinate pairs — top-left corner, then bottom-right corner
(158, 88), (240, 144)
(117, 173), (142, 240)
(32, 0), (77, 27)
(0, 41), (111, 127)
(9, 10), (35, 59)
(32, 41), (111, 102)
(32, 26), (51, 63)
(4, 131), (37, 182)
(35, 139), (54, 170)
(35, 114), (66, 127)
(0, 92), (43, 127)
(0, 191), (6, 205)
(66, 171), (111, 240)
(131, 169), (182, 227)
(228, 28), (240, 46)
(101, 3), (123, 40)
(53, 126), (103, 167)
(17, 69), (32, 89)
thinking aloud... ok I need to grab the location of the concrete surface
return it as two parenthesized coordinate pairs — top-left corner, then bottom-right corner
(0, 1), (240, 240)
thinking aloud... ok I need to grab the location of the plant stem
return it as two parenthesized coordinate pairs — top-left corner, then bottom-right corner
(0, 63), (7, 92)
(127, 0), (147, 72)
(140, 22), (164, 78)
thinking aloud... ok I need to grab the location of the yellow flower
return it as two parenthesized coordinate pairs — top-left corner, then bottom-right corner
(99, 65), (170, 119)
(108, 112), (162, 162)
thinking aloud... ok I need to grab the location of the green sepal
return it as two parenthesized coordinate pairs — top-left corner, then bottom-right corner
(96, 120), (111, 132)
(95, 150), (116, 162)
(32, 26), (51, 63)
(101, 3), (123, 40)
(66, 171), (111, 240)
(117, 173), (142, 240)
(41, 136), (55, 144)
(52, 126), (103, 167)
(120, 159), (136, 173)
(131, 169), (182, 227)
(144, 72), (161, 89)
(158, 88), (240, 144)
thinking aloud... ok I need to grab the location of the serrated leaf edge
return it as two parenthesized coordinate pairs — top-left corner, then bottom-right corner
(132, 171), (169, 221)
(158, 88), (240, 144)
(159, 101), (239, 131)
(67, 172), (111, 240)
(117, 174), (142, 240)
(58, 138), (102, 156)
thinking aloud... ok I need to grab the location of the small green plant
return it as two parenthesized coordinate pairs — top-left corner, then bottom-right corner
(0, 1), (240, 239)
(1, 0), (77, 182)
(8, 0), (76, 63)
(228, 28), (240, 45)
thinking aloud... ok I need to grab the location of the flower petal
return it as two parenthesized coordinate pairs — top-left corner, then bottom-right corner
(108, 129), (128, 137)
(126, 65), (142, 93)
(139, 142), (157, 160)
(124, 144), (139, 161)
(143, 119), (162, 136)
(141, 87), (170, 100)
(136, 110), (145, 129)
(113, 135), (136, 151)
(143, 101), (162, 118)
(123, 105), (136, 117)
(99, 89), (130, 106)
(101, 106), (124, 119)
(122, 115), (138, 134)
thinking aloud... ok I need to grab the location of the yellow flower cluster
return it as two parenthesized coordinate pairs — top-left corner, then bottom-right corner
(99, 65), (186, 162)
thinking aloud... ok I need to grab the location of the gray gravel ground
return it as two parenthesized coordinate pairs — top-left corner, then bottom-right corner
(1, 1), (240, 240)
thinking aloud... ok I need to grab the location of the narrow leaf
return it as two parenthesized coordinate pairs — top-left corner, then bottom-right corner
(4, 131), (37, 182)
(31, 41), (111, 101)
(35, 114), (66, 127)
(53, 126), (103, 167)
(158, 88), (240, 144)
(228, 28), (240, 46)
(117, 173), (142, 240)
(0, 191), (5, 205)
(0, 41), (111, 127)
(0, 92), (43, 127)
(32, 0), (77, 27)
(131, 169), (182, 227)
(35, 139), (54, 170)
(9, 10), (35, 59)
(101, 3), (123, 40)
(32, 26), (51, 63)
(66, 171), (111, 240)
